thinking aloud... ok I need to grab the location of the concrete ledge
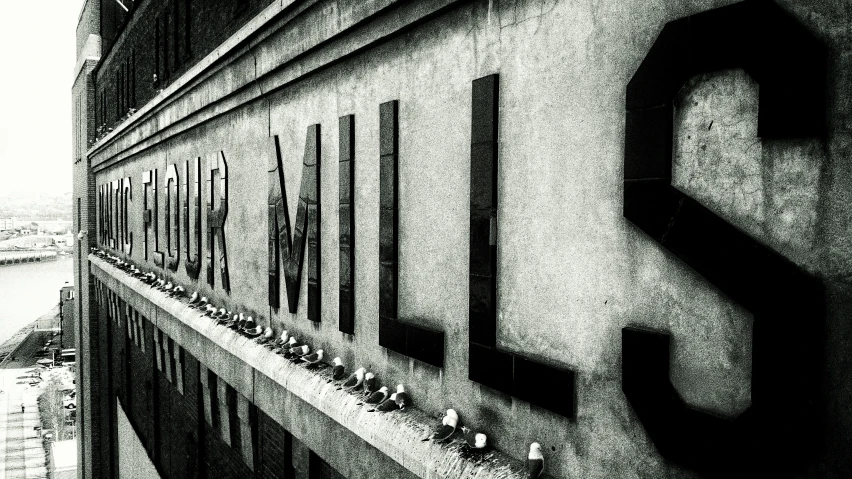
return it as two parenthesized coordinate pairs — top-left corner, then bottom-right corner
(89, 255), (527, 478)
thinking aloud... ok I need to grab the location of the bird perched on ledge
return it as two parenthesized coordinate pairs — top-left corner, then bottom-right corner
(338, 367), (365, 392)
(266, 330), (288, 350)
(527, 442), (543, 478)
(244, 323), (264, 338)
(279, 337), (299, 357)
(357, 386), (388, 406)
(327, 357), (345, 383)
(421, 409), (459, 443)
(227, 313), (243, 329)
(219, 313), (236, 326)
(255, 327), (273, 344)
(460, 426), (488, 452)
(288, 344), (310, 362)
(300, 349), (324, 368)
(241, 317), (259, 336)
(369, 393), (399, 413)
(234, 315), (249, 331)
(394, 384), (412, 410)
(361, 372), (377, 397)
(188, 292), (200, 306)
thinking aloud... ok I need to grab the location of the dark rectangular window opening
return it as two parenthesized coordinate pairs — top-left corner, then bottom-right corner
(208, 370), (220, 431)
(226, 385), (240, 450)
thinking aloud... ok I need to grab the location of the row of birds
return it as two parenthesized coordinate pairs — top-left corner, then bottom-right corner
(94, 249), (545, 478)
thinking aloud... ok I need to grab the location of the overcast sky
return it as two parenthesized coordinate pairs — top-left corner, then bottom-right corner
(0, 0), (82, 198)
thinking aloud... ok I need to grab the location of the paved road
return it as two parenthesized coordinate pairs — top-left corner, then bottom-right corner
(0, 369), (46, 478)
(3, 331), (56, 370)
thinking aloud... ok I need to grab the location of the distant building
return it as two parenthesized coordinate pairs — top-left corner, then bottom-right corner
(0, 218), (13, 231)
(53, 233), (74, 248)
(59, 284), (75, 350)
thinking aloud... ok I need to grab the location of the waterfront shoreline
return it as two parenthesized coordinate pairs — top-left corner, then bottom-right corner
(0, 305), (59, 367)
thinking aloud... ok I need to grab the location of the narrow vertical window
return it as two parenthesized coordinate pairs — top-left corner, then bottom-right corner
(163, 12), (170, 79)
(115, 73), (120, 119)
(172, 0), (179, 70)
(183, 0), (191, 61)
(130, 50), (136, 107)
(154, 17), (160, 86)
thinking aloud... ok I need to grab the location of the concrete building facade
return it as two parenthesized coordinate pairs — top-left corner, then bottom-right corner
(73, 0), (852, 478)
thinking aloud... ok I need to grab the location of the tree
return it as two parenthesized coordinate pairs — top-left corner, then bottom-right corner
(40, 375), (67, 440)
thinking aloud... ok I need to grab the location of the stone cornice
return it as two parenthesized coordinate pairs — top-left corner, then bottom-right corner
(88, 0), (466, 172)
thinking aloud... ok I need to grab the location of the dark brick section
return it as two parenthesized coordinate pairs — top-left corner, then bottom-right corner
(100, 0), (135, 50)
(377, 100), (445, 368)
(203, 419), (253, 478)
(94, 281), (251, 479)
(128, 312), (157, 457)
(95, 281), (352, 479)
(468, 75), (575, 419)
(154, 345), (201, 479)
(95, 0), (274, 132)
(257, 408), (295, 479)
(92, 282), (115, 479)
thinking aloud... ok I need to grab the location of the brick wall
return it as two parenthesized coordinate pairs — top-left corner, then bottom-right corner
(75, 0), (100, 57)
(257, 408), (294, 479)
(127, 311), (156, 456)
(92, 278), (360, 479)
(153, 344), (201, 479)
(94, 0), (273, 130)
(92, 284), (113, 479)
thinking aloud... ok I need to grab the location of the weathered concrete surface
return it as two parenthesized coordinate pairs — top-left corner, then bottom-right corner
(116, 399), (160, 479)
(87, 0), (852, 477)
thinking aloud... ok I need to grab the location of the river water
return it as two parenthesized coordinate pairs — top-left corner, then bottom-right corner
(0, 255), (73, 346)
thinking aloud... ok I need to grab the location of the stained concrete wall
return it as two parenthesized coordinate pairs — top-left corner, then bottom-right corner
(116, 400), (161, 479)
(85, 0), (852, 477)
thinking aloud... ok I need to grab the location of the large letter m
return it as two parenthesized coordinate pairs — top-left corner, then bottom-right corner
(268, 125), (321, 321)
